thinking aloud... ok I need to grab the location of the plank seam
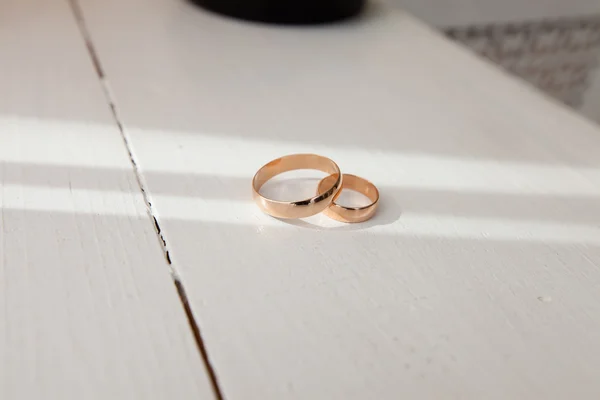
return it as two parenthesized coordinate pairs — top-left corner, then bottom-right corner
(66, 1), (225, 398)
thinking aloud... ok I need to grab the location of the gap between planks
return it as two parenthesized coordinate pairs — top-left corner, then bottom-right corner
(66, 1), (225, 398)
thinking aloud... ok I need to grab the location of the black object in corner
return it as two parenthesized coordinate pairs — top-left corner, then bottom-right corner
(189, 0), (366, 25)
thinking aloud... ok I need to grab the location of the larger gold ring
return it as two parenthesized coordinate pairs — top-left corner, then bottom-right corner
(317, 173), (379, 223)
(252, 154), (342, 219)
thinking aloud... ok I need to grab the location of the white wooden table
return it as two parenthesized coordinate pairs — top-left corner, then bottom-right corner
(3, 0), (600, 399)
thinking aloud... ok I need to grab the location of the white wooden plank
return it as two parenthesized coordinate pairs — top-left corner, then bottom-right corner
(77, 0), (600, 398)
(0, 0), (214, 398)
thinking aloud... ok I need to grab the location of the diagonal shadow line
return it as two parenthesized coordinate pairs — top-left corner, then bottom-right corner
(4, 206), (600, 250)
(3, 161), (600, 226)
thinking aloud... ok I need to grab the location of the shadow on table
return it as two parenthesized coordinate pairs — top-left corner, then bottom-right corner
(4, 161), (600, 227)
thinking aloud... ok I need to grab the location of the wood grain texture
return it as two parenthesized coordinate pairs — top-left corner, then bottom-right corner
(77, 0), (600, 398)
(0, 0), (214, 398)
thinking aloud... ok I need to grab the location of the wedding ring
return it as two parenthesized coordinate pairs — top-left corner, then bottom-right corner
(252, 154), (342, 219)
(317, 174), (379, 223)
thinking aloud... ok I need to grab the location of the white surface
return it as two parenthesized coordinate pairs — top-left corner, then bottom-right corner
(0, 0), (214, 398)
(75, 0), (600, 399)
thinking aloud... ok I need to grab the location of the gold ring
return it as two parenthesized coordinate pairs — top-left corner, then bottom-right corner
(317, 174), (379, 223)
(252, 154), (342, 219)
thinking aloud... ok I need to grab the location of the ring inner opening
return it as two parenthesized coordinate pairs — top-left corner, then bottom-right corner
(255, 155), (340, 201)
(319, 174), (377, 208)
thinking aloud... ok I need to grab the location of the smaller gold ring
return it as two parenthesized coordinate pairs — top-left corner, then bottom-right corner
(252, 154), (342, 219)
(317, 174), (379, 223)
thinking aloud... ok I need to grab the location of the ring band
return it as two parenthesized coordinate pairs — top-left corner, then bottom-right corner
(317, 174), (379, 223)
(252, 154), (342, 219)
